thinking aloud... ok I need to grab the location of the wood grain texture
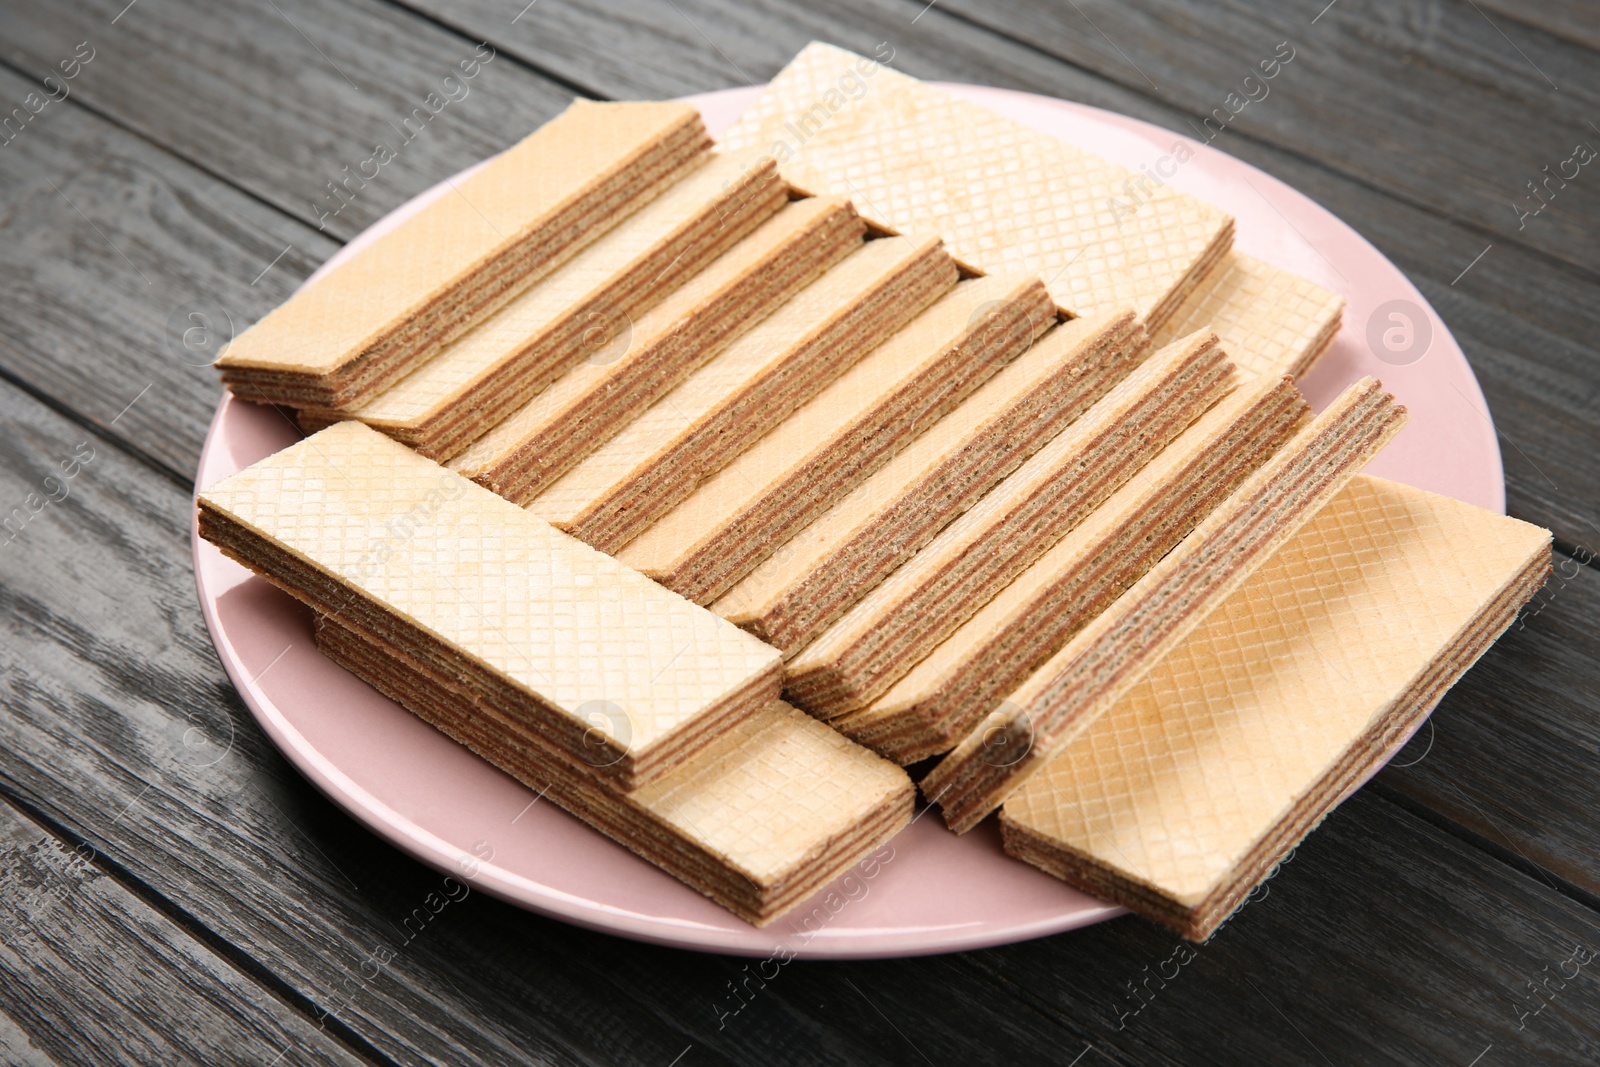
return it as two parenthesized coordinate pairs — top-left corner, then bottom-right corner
(1376, 553), (1600, 902)
(0, 796), (364, 1066)
(965, 793), (1600, 1066)
(1476, 0), (1600, 52)
(0, 0), (576, 243)
(930, 0), (1600, 276)
(0, 60), (326, 480)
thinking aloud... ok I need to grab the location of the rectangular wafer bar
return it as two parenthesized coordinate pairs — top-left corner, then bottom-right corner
(529, 235), (960, 552)
(617, 274), (1055, 602)
(196, 422), (781, 790)
(720, 43), (1233, 327)
(999, 475), (1551, 940)
(783, 329), (1237, 715)
(316, 616), (912, 926)
(714, 309), (1148, 654)
(301, 152), (787, 460)
(922, 377), (1408, 832)
(219, 100), (710, 409)
(447, 196), (866, 502)
(835, 373), (1311, 763)
(1151, 251), (1345, 380)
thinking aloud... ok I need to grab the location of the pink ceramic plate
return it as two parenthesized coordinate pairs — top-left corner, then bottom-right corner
(192, 84), (1503, 959)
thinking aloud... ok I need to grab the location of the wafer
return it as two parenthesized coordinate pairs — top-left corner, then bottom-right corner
(1151, 252), (1345, 380)
(714, 309), (1148, 654)
(447, 196), (865, 501)
(720, 43), (1233, 327)
(784, 329), (1236, 713)
(196, 422), (780, 790)
(316, 616), (911, 925)
(923, 377), (1408, 832)
(219, 101), (710, 409)
(530, 235), (960, 552)
(999, 475), (1550, 940)
(837, 373), (1311, 763)
(618, 274), (1055, 601)
(300, 152), (787, 460)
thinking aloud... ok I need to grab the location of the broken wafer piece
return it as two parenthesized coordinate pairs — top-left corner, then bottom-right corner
(922, 377), (1408, 833)
(316, 616), (912, 926)
(196, 422), (781, 790)
(783, 328), (1236, 714)
(714, 309), (1149, 654)
(301, 152), (787, 460)
(836, 373), (1311, 763)
(618, 273), (1055, 602)
(999, 475), (1551, 940)
(720, 43), (1233, 327)
(448, 196), (866, 501)
(1151, 251), (1345, 380)
(530, 235), (960, 552)
(219, 100), (710, 409)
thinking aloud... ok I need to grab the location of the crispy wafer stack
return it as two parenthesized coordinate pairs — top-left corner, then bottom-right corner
(317, 618), (911, 926)
(1151, 252), (1345, 380)
(923, 378), (1408, 832)
(197, 422), (781, 790)
(448, 196), (866, 500)
(714, 310), (1150, 654)
(618, 273), (1055, 601)
(300, 152), (788, 459)
(529, 235), (960, 552)
(783, 330), (1237, 712)
(999, 476), (1551, 940)
(720, 43), (1233, 329)
(834, 373), (1312, 763)
(204, 52), (1542, 935)
(218, 101), (710, 409)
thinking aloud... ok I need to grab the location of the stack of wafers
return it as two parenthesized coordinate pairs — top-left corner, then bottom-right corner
(198, 423), (912, 924)
(201, 45), (1548, 937)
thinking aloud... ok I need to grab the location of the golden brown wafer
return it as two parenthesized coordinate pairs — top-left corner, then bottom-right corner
(316, 616), (911, 927)
(618, 274), (1055, 602)
(1151, 251), (1344, 380)
(999, 476), (1550, 940)
(923, 377), (1408, 832)
(714, 309), (1149, 654)
(448, 196), (866, 500)
(720, 43), (1233, 328)
(836, 373), (1310, 763)
(530, 235), (960, 552)
(196, 422), (780, 790)
(219, 100), (709, 408)
(304, 152), (787, 460)
(783, 329), (1235, 713)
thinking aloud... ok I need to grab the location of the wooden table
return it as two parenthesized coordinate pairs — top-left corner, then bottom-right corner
(1, 1), (1596, 1063)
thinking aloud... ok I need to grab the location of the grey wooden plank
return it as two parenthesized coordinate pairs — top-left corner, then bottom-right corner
(927, 0), (1600, 276)
(0, 0), (576, 242)
(964, 792), (1600, 1066)
(0, 59), (328, 480)
(1477, 0), (1600, 53)
(0, 1009), (65, 1067)
(1376, 551), (1600, 902)
(0, 797), (365, 1067)
(0, 378), (710, 1066)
